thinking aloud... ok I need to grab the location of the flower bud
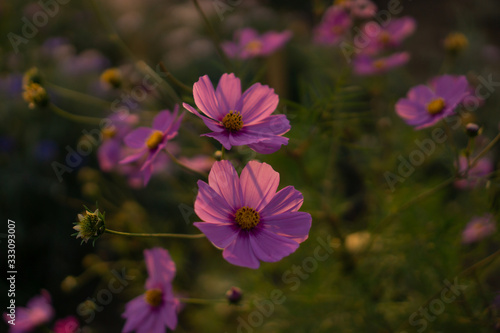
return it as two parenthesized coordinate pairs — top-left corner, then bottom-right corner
(22, 83), (49, 109)
(465, 123), (481, 137)
(73, 208), (106, 245)
(225, 286), (243, 304)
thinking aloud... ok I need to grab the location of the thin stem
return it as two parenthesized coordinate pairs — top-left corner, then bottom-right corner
(191, 0), (233, 71)
(50, 104), (103, 125)
(105, 228), (205, 239)
(442, 120), (459, 174)
(158, 63), (193, 93)
(45, 82), (111, 109)
(469, 132), (500, 168)
(178, 297), (227, 305)
(220, 146), (226, 160)
(165, 149), (208, 178)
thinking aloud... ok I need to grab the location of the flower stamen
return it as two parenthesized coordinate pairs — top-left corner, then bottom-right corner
(146, 130), (164, 150)
(235, 206), (260, 230)
(427, 98), (446, 115)
(222, 111), (243, 132)
(144, 288), (163, 307)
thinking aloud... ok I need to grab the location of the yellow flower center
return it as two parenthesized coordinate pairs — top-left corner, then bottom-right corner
(146, 130), (164, 150)
(444, 32), (468, 53)
(373, 60), (386, 69)
(102, 126), (117, 139)
(144, 288), (163, 307)
(235, 206), (260, 230)
(100, 68), (122, 88)
(427, 98), (446, 115)
(222, 111), (243, 132)
(245, 40), (262, 53)
(379, 32), (391, 44)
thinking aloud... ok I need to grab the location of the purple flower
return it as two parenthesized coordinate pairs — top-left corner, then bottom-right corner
(53, 316), (79, 333)
(3, 290), (54, 333)
(183, 73), (290, 154)
(462, 214), (496, 244)
(395, 74), (469, 129)
(194, 160), (312, 269)
(122, 248), (179, 333)
(455, 155), (493, 189)
(346, 0), (377, 18)
(97, 111), (139, 172)
(314, 6), (352, 46)
(222, 28), (292, 59)
(120, 106), (183, 185)
(358, 17), (416, 55)
(352, 52), (409, 76)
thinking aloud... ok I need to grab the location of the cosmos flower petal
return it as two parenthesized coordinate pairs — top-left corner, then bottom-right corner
(250, 228), (300, 262)
(184, 103), (224, 133)
(237, 83), (279, 124)
(238, 28), (260, 45)
(435, 75), (469, 106)
(202, 131), (232, 149)
(261, 186), (304, 216)
(163, 297), (179, 330)
(260, 30), (292, 54)
(215, 73), (242, 114)
(152, 110), (173, 132)
(240, 161), (279, 210)
(208, 160), (243, 210)
(193, 75), (224, 120)
(119, 150), (145, 164)
(407, 85), (435, 104)
(194, 222), (239, 249)
(122, 295), (150, 333)
(223, 232), (260, 269)
(98, 139), (121, 171)
(222, 41), (238, 58)
(145, 247), (176, 288)
(195, 180), (234, 223)
(124, 127), (154, 149)
(263, 211), (312, 243)
(247, 138), (289, 154)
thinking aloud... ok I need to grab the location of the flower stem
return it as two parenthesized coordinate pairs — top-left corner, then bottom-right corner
(191, 0), (233, 71)
(105, 228), (205, 239)
(50, 104), (103, 125)
(220, 146), (226, 160)
(469, 131), (500, 168)
(45, 81), (111, 109)
(178, 297), (227, 304)
(158, 62), (193, 94)
(165, 149), (208, 178)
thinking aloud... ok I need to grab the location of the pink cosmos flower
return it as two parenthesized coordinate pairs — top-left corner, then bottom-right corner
(222, 28), (292, 59)
(53, 316), (79, 333)
(183, 73), (290, 154)
(395, 74), (469, 129)
(314, 6), (352, 46)
(122, 247), (179, 333)
(193, 160), (312, 269)
(462, 214), (496, 244)
(352, 52), (409, 76)
(120, 106), (183, 185)
(358, 17), (416, 55)
(3, 290), (54, 333)
(97, 111), (139, 172)
(346, 0), (377, 18)
(455, 155), (493, 189)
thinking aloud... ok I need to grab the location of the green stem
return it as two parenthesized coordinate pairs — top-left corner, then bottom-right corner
(469, 132), (500, 168)
(158, 62), (193, 94)
(191, 0), (233, 71)
(165, 149), (208, 178)
(50, 104), (103, 125)
(45, 81), (111, 109)
(105, 228), (205, 239)
(220, 146), (226, 160)
(442, 120), (459, 174)
(178, 297), (227, 304)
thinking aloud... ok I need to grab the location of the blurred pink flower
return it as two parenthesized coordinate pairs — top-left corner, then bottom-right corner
(455, 155), (493, 189)
(222, 28), (292, 59)
(395, 74), (469, 129)
(97, 111), (139, 172)
(194, 160), (312, 269)
(3, 290), (54, 333)
(358, 17), (416, 55)
(183, 73), (290, 154)
(352, 51), (409, 76)
(462, 214), (496, 244)
(120, 106), (183, 185)
(314, 6), (352, 45)
(122, 248), (179, 333)
(342, 0), (377, 19)
(53, 316), (79, 333)
(178, 155), (215, 173)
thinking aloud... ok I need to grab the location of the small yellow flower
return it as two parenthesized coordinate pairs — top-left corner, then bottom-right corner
(444, 32), (468, 54)
(100, 68), (123, 89)
(22, 67), (42, 87)
(22, 83), (49, 109)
